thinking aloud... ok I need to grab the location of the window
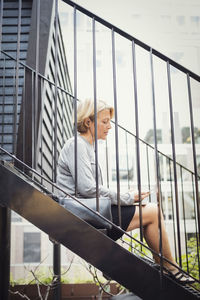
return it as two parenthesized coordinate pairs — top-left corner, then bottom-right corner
(23, 232), (41, 263)
(190, 16), (200, 33)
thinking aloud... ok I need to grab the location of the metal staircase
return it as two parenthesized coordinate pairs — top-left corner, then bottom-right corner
(0, 159), (199, 300)
(0, 0), (200, 299)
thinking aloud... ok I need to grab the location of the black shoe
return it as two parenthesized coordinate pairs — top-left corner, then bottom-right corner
(166, 269), (195, 285)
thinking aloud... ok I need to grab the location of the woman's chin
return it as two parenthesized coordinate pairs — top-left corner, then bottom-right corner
(100, 136), (107, 140)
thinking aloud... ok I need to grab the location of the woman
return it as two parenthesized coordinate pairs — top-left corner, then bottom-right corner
(57, 99), (194, 284)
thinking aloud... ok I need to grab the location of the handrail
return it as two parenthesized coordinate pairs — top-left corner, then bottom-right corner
(62, 0), (200, 82)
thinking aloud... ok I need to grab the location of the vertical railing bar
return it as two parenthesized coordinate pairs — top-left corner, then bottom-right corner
(53, 3), (61, 300)
(54, 0), (58, 183)
(111, 28), (121, 227)
(12, 65), (15, 159)
(0, 0), (3, 54)
(13, 0), (22, 156)
(105, 139), (110, 188)
(2, 57), (6, 149)
(131, 40), (143, 242)
(34, 0), (40, 169)
(158, 155), (164, 213)
(180, 166), (189, 273)
(166, 61), (182, 267)
(191, 173), (200, 280)
(187, 74), (200, 244)
(62, 92), (65, 146)
(31, 71), (34, 170)
(0, 0), (3, 159)
(51, 86), (53, 189)
(146, 145), (151, 202)
(40, 77), (43, 185)
(150, 49), (164, 285)
(125, 131), (130, 190)
(92, 17), (99, 212)
(168, 158), (178, 262)
(73, 6), (78, 197)
(22, 67), (26, 167)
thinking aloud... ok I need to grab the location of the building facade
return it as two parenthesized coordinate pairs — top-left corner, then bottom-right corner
(0, 0), (73, 280)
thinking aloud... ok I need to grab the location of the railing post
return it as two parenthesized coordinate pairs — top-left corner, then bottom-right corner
(111, 28), (121, 227)
(187, 74), (200, 246)
(168, 158), (178, 262)
(53, 1), (61, 299)
(92, 17), (100, 212)
(131, 40), (143, 242)
(73, 5), (78, 198)
(150, 48), (164, 287)
(167, 61), (182, 267)
(13, 0), (22, 156)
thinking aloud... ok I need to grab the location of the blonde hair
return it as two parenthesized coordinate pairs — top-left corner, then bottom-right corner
(76, 99), (114, 133)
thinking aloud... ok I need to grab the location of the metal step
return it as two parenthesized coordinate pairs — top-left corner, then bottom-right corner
(0, 161), (199, 300)
(111, 293), (142, 299)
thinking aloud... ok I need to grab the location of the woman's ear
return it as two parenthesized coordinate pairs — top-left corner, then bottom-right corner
(84, 117), (90, 128)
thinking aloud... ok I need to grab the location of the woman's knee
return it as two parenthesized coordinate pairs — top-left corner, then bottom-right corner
(144, 202), (163, 222)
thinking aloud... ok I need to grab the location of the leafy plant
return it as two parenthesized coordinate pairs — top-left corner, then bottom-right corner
(182, 237), (200, 290)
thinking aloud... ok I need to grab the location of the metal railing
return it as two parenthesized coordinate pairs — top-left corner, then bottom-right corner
(61, 0), (200, 279)
(0, 0), (200, 296)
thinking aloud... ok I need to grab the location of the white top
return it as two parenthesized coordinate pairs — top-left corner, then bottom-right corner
(57, 135), (135, 205)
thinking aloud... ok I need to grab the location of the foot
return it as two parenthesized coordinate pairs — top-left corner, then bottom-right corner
(165, 268), (195, 285)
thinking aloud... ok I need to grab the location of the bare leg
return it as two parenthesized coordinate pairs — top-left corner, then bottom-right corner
(126, 203), (177, 270)
(126, 203), (195, 283)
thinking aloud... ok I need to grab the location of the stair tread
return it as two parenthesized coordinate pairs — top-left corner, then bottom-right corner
(111, 293), (142, 300)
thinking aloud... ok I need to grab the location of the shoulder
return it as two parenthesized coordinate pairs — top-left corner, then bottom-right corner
(61, 136), (88, 156)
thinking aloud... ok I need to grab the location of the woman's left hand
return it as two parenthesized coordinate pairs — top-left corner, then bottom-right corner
(133, 191), (150, 202)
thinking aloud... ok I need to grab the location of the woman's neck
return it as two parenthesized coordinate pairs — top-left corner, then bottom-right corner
(80, 132), (94, 144)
